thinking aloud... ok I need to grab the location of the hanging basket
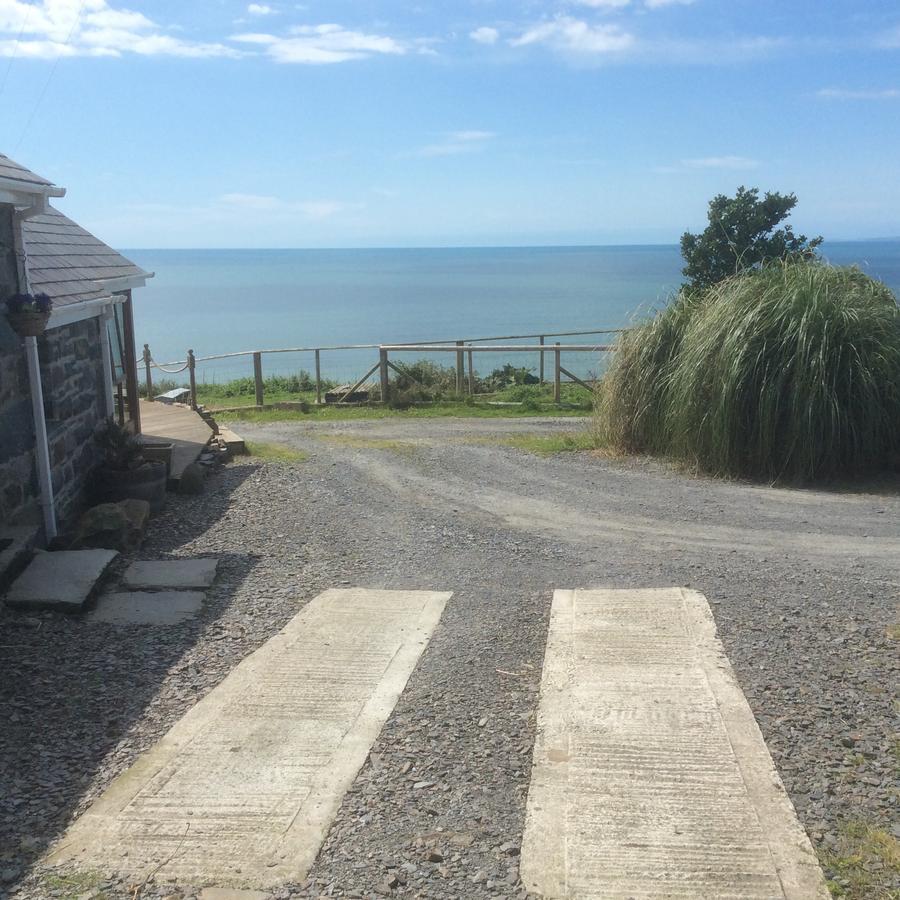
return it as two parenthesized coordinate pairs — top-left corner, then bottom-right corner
(6, 310), (51, 338)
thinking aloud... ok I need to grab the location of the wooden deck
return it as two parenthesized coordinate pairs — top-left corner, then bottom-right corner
(139, 400), (214, 484)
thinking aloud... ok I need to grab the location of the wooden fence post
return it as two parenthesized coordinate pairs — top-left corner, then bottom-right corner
(467, 347), (475, 395)
(554, 342), (561, 404)
(187, 349), (197, 410)
(253, 352), (264, 407)
(315, 349), (322, 405)
(456, 340), (464, 395)
(379, 348), (390, 403)
(142, 344), (153, 401)
(539, 335), (545, 384)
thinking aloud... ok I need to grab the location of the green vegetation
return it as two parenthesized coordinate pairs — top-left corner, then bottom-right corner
(822, 822), (900, 899)
(316, 434), (418, 455)
(244, 441), (309, 463)
(499, 431), (596, 456)
(141, 362), (594, 413)
(597, 261), (900, 482)
(218, 393), (589, 425)
(39, 871), (110, 900)
(681, 186), (822, 290)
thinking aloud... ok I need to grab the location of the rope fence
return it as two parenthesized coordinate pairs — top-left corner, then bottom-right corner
(138, 327), (623, 409)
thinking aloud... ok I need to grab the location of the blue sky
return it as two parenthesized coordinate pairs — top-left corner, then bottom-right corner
(1, 0), (899, 248)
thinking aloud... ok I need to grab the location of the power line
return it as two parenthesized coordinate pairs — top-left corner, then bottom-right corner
(0, 2), (35, 101)
(13, 0), (86, 155)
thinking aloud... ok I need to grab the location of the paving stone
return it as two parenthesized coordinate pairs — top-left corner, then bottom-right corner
(47, 588), (450, 889)
(122, 558), (219, 590)
(4, 549), (118, 612)
(521, 588), (830, 900)
(87, 591), (206, 625)
(199, 890), (270, 900)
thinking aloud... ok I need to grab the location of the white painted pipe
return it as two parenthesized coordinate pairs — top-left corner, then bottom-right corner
(24, 336), (57, 541)
(100, 308), (116, 418)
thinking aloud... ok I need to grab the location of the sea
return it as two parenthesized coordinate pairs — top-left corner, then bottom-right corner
(125, 241), (900, 386)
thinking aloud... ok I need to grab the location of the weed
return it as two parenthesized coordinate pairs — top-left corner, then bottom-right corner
(244, 441), (309, 463)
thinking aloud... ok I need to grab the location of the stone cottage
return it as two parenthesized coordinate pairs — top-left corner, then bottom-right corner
(0, 154), (151, 546)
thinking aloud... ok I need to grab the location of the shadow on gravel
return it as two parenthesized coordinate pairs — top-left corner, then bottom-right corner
(0, 463), (260, 894)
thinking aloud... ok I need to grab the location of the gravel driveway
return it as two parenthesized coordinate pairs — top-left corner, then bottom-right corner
(2, 415), (898, 899)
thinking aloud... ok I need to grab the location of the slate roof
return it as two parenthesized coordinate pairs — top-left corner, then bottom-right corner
(0, 153), (62, 193)
(23, 207), (150, 308)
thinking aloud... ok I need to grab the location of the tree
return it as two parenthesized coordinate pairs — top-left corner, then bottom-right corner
(680, 186), (823, 290)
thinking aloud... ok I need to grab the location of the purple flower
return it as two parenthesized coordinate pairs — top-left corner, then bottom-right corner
(4, 292), (53, 314)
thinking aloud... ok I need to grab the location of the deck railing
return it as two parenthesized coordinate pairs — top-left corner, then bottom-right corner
(140, 327), (623, 409)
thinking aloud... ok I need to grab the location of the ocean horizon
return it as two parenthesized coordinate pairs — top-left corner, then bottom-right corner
(127, 240), (900, 385)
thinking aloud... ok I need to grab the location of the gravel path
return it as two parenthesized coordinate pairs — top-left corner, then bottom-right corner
(1, 415), (898, 899)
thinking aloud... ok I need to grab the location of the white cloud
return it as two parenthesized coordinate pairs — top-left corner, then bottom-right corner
(470, 26), (498, 45)
(875, 26), (900, 48)
(574, 0), (632, 8)
(817, 87), (900, 100)
(219, 193), (355, 220)
(682, 156), (759, 170)
(247, 3), (274, 15)
(0, 0), (238, 58)
(644, 0), (696, 7)
(510, 17), (634, 55)
(414, 130), (495, 157)
(232, 23), (406, 63)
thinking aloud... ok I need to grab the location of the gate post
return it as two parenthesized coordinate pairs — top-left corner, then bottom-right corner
(142, 344), (153, 401)
(554, 343), (561, 404)
(187, 349), (197, 410)
(253, 352), (264, 407)
(379, 348), (390, 404)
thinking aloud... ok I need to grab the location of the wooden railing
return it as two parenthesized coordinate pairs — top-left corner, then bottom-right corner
(140, 327), (622, 408)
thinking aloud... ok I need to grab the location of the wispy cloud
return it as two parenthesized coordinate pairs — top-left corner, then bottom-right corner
(644, 0), (697, 8)
(875, 25), (900, 48)
(682, 155), (759, 170)
(654, 155), (759, 173)
(470, 26), (499, 45)
(247, 3), (274, 15)
(817, 87), (900, 100)
(231, 23), (407, 63)
(510, 17), (634, 55)
(219, 193), (357, 220)
(573, 0), (632, 9)
(0, 0), (239, 58)
(414, 130), (496, 158)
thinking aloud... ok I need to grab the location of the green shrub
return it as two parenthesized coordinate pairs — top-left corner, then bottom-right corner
(597, 261), (900, 481)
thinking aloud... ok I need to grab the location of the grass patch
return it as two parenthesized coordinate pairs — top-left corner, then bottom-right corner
(217, 399), (590, 424)
(39, 871), (110, 900)
(500, 431), (596, 456)
(316, 434), (418, 455)
(886, 623), (900, 641)
(822, 822), (900, 898)
(244, 441), (309, 463)
(597, 261), (900, 482)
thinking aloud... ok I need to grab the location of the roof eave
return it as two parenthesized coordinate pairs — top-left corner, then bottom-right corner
(0, 177), (66, 205)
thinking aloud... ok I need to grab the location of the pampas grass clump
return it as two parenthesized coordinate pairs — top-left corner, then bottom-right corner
(596, 261), (900, 481)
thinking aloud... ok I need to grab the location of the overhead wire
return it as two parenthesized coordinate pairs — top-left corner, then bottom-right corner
(0, 2), (35, 101)
(13, 0), (87, 155)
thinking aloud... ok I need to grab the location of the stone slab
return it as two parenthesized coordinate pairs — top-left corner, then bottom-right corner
(46, 588), (451, 889)
(4, 549), (118, 611)
(520, 588), (829, 900)
(87, 590), (206, 625)
(199, 890), (270, 900)
(122, 558), (219, 590)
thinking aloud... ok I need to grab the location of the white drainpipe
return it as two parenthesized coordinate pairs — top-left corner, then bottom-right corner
(23, 336), (56, 540)
(14, 195), (57, 541)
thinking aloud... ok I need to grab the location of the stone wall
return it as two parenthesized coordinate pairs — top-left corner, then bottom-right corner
(40, 317), (108, 528)
(0, 319), (38, 527)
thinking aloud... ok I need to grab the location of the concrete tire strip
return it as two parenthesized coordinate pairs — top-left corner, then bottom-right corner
(521, 588), (829, 900)
(47, 588), (451, 889)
